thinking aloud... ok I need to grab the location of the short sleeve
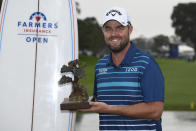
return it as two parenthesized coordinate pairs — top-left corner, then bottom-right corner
(141, 59), (164, 102)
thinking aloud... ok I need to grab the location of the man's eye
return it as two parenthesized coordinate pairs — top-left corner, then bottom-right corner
(105, 28), (112, 32)
(117, 26), (124, 30)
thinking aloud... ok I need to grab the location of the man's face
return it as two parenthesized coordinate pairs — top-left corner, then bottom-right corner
(102, 20), (132, 53)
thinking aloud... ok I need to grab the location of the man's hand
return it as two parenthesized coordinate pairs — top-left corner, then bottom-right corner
(79, 102), (110, 113)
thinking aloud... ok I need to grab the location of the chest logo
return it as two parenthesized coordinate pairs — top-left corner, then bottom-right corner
(99, 68), (108, 74)
(125, 67), (138, 72)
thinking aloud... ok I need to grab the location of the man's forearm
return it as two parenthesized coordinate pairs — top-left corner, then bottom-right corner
(104, 101), (163, 121)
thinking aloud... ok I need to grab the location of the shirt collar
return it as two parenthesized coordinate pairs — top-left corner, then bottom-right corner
(106, 42), (137, 67)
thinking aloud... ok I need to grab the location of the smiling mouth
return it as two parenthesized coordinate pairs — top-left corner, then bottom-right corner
(110, 37), (121, 42)
(111, 39), (118, 42)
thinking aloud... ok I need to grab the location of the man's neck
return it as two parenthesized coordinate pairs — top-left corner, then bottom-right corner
(112, 42), (131, 67)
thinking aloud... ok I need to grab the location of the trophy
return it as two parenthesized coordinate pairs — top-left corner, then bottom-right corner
(59, 59), (91, 110)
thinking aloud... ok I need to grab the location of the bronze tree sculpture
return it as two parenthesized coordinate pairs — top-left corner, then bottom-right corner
(59, 59), (89, 108)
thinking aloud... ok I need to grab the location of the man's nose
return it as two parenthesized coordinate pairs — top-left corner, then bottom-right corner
(111, 29), (119, 36)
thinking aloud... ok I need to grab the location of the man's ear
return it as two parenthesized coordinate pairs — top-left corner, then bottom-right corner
(129, 25), (133, 34)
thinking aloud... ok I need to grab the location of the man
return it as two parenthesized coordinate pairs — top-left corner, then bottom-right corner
(81, 7), (164, 131)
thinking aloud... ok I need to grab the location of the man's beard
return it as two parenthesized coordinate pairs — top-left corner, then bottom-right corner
(106, 39), (129, 53)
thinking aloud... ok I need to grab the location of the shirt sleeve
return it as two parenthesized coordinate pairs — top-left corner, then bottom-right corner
(141, 58), (164, 102)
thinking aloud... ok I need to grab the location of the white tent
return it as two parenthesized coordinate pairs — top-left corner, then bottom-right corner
(178, 44), (195, 58)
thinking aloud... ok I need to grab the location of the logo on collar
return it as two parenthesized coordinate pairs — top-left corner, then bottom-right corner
(106, 9), (122, 16)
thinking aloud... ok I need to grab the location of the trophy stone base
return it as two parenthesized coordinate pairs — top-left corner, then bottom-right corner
(60, 98), (91, 110)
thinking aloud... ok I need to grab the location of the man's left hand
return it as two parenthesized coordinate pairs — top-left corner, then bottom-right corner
(79, 102), (110, 113)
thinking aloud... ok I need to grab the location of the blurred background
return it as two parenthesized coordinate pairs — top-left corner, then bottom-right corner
(1, 0), (196, 130)
(75, 0), (196, 110)
(74, 0), (196, 130)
